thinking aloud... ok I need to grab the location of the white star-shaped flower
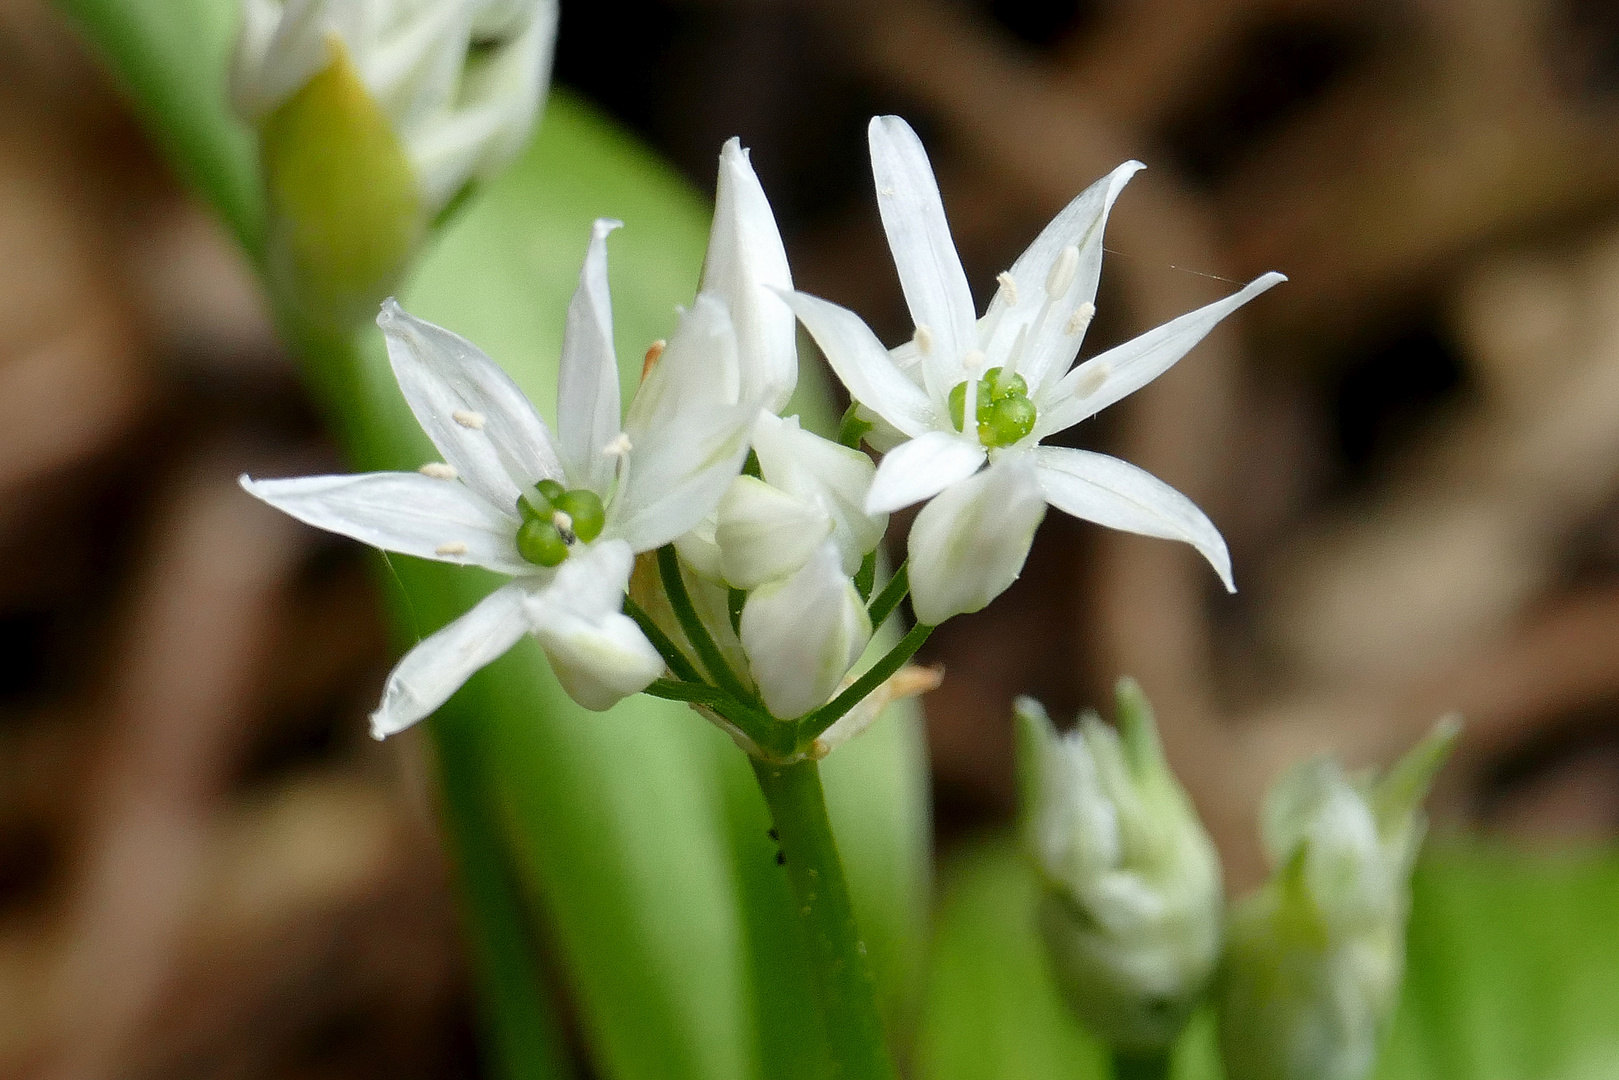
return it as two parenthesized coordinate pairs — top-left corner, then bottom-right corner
(233, 0), (557, 212)
(242, 218), (753, 736)
(783, 115), (1284, 625)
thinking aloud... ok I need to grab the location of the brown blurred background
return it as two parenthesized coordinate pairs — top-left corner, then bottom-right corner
(5, 0), (1619, 1074)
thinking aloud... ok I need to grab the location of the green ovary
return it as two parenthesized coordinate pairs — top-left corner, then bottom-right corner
(948, 366), (1037, 448)
(515, 481), (607, 566)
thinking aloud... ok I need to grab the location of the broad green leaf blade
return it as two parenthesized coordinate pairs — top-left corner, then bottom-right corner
(52, 0), (264, 255)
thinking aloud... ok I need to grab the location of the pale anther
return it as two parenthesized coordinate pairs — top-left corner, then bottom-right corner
(602, 433), (632, 457)
(418, 462), (458, 479)
(914, 324), (934, 355)
(1065, 300), (1096, 337)
(963, 349), (987, 374)
(1070, 360), (1110, 399)
(435, 541), (469, 556)
(552, 510), (576, 544)
(452, 409), (486, 430)
(996, 271), (1019, 306)
(1046, 245), (1080, 299)
(641, 339), (666, 381)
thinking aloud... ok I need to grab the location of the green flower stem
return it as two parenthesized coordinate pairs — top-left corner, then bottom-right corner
(623, 596), (704, 684)
(798, 621), (933, 744)
(1112, 1051), (1173, 1080)
(656, 545), (757, 706)
(865, 563), (909, 629)
(751, 758), (898, 1080)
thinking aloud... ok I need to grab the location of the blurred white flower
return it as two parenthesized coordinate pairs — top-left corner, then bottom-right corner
(1219, 717), (1461, 1080)
(786, 114), (1284, 624)
(241, 219), (753, 735)
(1016, 682), (1223, 1053)
(233, 0), (556, 212)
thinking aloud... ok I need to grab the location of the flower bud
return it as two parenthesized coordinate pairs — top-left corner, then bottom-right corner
(1015, 681), (1223, 1054)
(1218, 717), (1461, 1080)
(232, 0), (556, 325)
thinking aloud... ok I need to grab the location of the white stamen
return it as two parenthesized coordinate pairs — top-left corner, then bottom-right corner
(418, 462), (458, 480)
(995, 271), (1019, 306)
(1065, 300), (1096, 337)
(452, 409), (485, 430)
(435, 541), (469, 556)
(1070, 360), (1110, 399)
(963, 350), (987, 375)
(602, 433), (632, 457)
(914, 324), (934, 356)
(1046, 245), (1079, 299)
(551, 510), (576, 544)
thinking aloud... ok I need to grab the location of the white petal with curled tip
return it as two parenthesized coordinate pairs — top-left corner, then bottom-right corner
(239, 471), (531, 575)
(752, 413), (887, 575)
(987, 161), (1143, 391)
(556, 219), (624, 496)
(868, 115), (977, 397)
(1034, 446), (1233, 592)
(612, 297), (754, 551)
(362, 0), (470, 132)
(907, 453), (1046, 625)
(1036, 272), (1285, 440)
(369, 580), (531, 738)
(701, 139), (797, 412)
(741, 541), (872, 718)
(524, 539), (663, 710)
(864, 429), (985, 514)
(379, 300), (564, 509)
(783, 291), (935, 438)
(715, 475), (831, 589)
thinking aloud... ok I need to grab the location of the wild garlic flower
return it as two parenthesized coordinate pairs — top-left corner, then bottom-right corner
(233, 0), (555, 211)
(232, 0), (555, 324)
(785, 115), (1284, 625)
(241, 219), (753, 737)
(1219, 718), (1461, 1080)
(668, 139), (889, 719)
(1016, 683), (1223, 1054)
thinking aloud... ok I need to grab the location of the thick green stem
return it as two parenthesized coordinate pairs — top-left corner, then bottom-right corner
(751, 759), (897, 1080)
(1112, 1050), (1173, 1080)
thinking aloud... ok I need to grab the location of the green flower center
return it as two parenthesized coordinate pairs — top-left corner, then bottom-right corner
(948, 366), (1037, 448)
(516, 480), (605, 566)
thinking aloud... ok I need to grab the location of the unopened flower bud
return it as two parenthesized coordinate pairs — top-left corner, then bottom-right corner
(232, 0), (556, 326)
(1016, 681), (1223, 1054)
(1218, 717), (1461, 1080)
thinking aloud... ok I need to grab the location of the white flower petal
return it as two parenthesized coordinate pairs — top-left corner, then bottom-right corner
(907, 453), (1046, 625)
(741, 541), (872, 718)
(1034, 446), (1233, 591)
(362, 0), (470, 132)
(1036, 272), (1285, 439)
(988, 161), (1143, 391)
(701, 138), (797, 413)
(370, 580), (531, 738)
(557, 219), (624, 496)
(751, 413), (887, 575)
(864, 430), (985, 515)
(715, 475), (832, 589)
(524, 539), (662, 710)
(672, 510), (725, 582)
(239, 471), (530, 575)
(379, 300), (564, 510)
(868, 115), (977, 396)
(612, 297), (755, 551)
(782, 290), (935, 438)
